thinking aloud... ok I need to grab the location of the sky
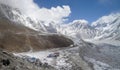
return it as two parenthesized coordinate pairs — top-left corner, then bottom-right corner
(34, 0), (120, 23)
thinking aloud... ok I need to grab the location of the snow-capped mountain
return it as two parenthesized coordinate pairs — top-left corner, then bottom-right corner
(92, 13), (120, 41)
(55, 20), (97, 39)
(0, 4), (97, 40)
(0, 4), (47, 32)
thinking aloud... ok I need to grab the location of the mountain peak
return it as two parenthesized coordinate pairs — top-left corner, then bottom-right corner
(92, 13), (120, 27)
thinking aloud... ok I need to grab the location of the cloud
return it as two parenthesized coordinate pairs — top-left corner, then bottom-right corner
(0, 0), (71, 24)
(72, 19), (88, 24)
(37, 5), (71, 24)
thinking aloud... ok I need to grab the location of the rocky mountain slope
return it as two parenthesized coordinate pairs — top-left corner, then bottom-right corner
(0, 22), (73, 52)
(0, 6), (73, 52)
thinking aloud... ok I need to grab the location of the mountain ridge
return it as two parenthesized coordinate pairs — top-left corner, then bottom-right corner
(0, 4), (120, 45)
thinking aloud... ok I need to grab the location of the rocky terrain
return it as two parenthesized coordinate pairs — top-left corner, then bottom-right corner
(0, 49), (57, 70)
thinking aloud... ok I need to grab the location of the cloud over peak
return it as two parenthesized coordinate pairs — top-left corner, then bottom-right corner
(0, 0), (71, 24)
(38, 5), (71, 24)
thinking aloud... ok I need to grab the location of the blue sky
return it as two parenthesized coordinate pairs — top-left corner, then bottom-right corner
(34, 0), (120, 23)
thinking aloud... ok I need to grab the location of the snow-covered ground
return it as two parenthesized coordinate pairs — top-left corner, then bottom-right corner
(14, 43), (120, 70)
(14, 46), (92, 70)
(14, 49), (59, 65)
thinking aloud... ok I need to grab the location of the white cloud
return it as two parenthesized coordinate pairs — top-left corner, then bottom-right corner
(72, 19), (88, 24)
(0, 0), (71, 24)
(37, 5), (71, 24)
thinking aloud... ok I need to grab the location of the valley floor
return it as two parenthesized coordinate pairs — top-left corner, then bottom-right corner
(14, 41), (120, 70)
